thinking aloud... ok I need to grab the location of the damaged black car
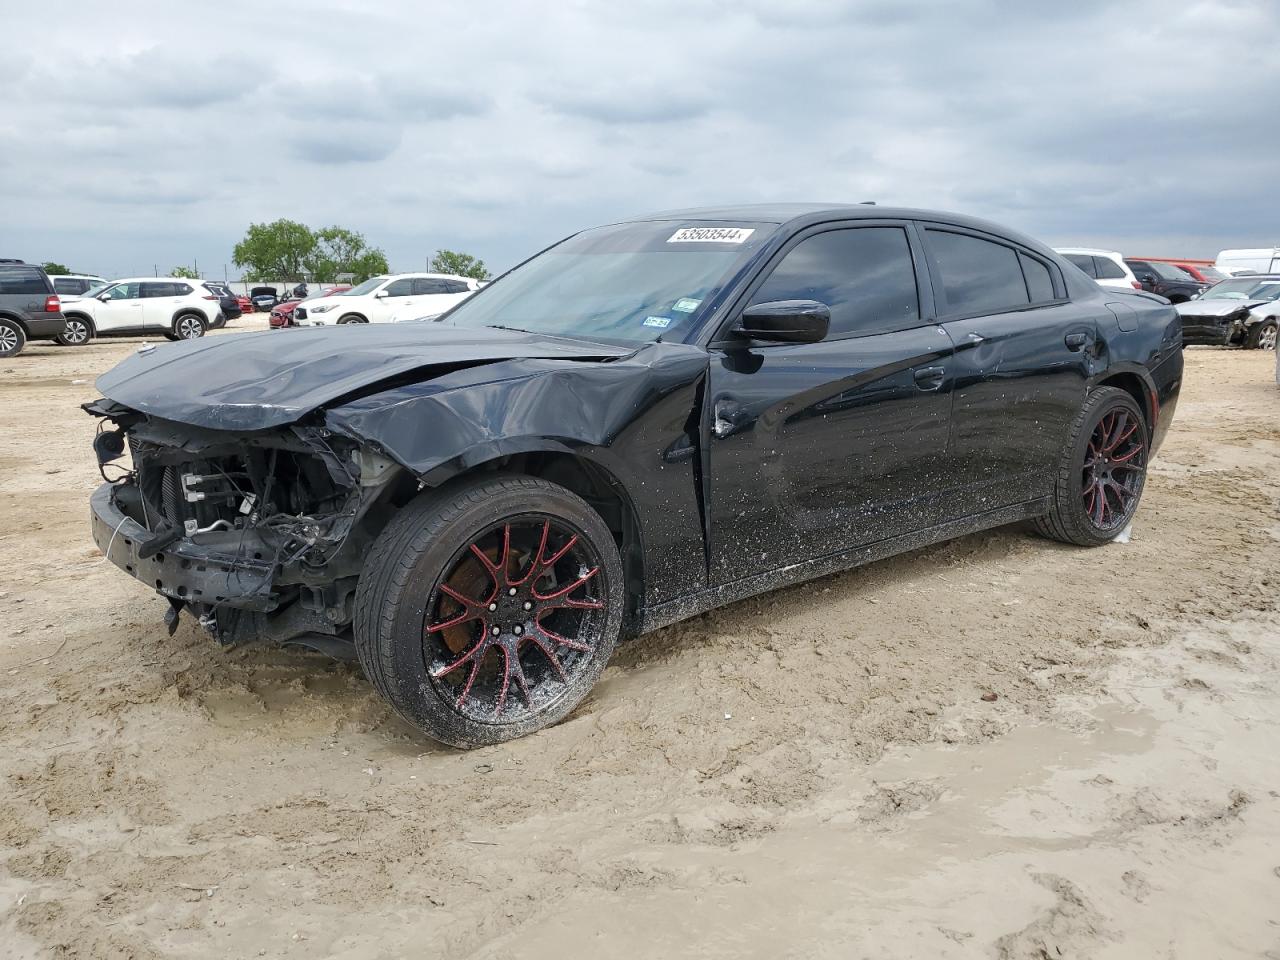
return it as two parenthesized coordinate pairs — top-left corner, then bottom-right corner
(87, 204), (1183, 747)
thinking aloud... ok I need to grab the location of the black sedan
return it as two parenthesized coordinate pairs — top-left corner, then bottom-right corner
(84, 204), (1182, 747)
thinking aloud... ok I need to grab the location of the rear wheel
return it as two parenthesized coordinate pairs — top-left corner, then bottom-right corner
(55, 315), (94, 346)
(1033, 387), (1149, 547)
(0, 318), (25, 357)
(172, 313), (207, 340)
(354, 475), (624, 748)
(1247, 318), (1277, 351)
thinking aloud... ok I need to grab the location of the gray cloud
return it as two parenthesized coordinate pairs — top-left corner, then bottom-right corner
(1, 0), (1277, 279)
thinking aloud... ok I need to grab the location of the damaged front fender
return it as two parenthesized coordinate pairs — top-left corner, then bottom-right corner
(324, 342), (711, 606)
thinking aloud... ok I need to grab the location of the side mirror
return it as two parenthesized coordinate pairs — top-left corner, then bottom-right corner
(374, 289), (389, 298)
(735, 300), (830, 344)
(98, 294), (111, 302)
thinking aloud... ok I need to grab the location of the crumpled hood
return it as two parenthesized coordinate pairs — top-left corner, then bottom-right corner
(1176, 298), (1267, 317)
(96, 323), (632, 431)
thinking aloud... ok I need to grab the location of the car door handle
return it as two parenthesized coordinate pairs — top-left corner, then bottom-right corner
(1064, 332), (1090, 351)
(913, 366), (946, 391)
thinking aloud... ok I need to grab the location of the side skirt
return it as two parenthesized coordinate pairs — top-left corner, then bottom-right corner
(634, 498), (1051, 635)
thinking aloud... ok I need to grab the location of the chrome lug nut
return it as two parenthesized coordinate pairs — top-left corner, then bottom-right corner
(491, 625), (501, 636)
(508, 587), (518, 596)
(488, 602), (498, 612)
(523, 601), (533, 611)
(513, 625), (523, 635)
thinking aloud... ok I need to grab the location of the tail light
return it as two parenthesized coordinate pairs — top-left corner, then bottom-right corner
(202, 294), (218, 301)
(1131, 281), (1142, 290)
(44, 295), (60, 313)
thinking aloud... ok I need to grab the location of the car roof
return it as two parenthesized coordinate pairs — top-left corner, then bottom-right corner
(616, 203), (1058, 253)
(50, 273), (106, 280)
(111, 277), (199, 283)
(1055, 247), (1124, 258)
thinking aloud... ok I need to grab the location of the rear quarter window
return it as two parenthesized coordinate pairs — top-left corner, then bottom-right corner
(1094, 257), (1126, 280)
(0, 265), (51, 295)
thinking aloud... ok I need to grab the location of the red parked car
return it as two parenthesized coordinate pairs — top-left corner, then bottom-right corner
(236, 295), (253, 314)
(269, 285), (351, 328)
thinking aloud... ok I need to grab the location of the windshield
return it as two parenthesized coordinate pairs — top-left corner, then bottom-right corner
(1192, 265), (1226, 281)
(441, 220), (775, 342)
(82, 281), (111, 298)
(342, 277), (388, 296)
(1202, 278), (1280, 301)
(1149, 261), (1193, 281)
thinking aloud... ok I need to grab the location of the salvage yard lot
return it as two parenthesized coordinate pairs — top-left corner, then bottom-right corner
(1, 326), (1278, 958)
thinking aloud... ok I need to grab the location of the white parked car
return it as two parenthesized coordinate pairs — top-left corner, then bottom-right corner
(1055, 248), (1142, 292)
(57, 277), (221, 345)
(1215, 248), (1280, 277)
(49, 274), (108, 297)
(292, 273), (482, 326)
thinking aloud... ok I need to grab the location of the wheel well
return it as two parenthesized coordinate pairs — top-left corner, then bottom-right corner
(0, 312), (28, 333)
(1095, 372), (1151, 428)
(433, 453), (645, 622)
(339, 312), (368, 323)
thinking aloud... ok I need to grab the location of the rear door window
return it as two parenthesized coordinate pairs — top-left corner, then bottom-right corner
(1020, 254), (1057, 303)
(1063, 254), (1097, 277)
(925, 229), (1030, 315)
(141, 282), (176, 298)
(1093, 257), (1126, 280)
(414, 278), (450, 295)
(53, 277), (85, 295)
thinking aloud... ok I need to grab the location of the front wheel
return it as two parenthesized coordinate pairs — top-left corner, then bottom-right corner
(337, 314), (368, 325)
(1247, 318), (1277, 351)
(354, 475), (624, 748)
(1033, 387), (1149, 547)
(55, 315), (93, 346)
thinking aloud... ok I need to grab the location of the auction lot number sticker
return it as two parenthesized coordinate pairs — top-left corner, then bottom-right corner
(667, 227), (755, 244)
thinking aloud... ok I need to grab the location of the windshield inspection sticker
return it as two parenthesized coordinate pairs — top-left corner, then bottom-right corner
(667, 227), (755, 244)
(672, 298), (701, 313)
(643, 316), (672, 328)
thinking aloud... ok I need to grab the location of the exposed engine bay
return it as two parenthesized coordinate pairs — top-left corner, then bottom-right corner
(86, 398), (415, 653)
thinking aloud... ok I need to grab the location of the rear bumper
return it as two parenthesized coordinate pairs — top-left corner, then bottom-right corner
(25, 316), (67, 340)
(90, 482), (277, 611)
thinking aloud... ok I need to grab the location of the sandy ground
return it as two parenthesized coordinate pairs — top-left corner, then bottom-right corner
(1, 319), (1278, 959)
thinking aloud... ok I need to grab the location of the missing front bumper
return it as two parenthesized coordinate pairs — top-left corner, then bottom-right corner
(90, 482), (278, 612)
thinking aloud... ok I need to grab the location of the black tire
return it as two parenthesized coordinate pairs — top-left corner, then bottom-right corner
(337, 313), (368, 325)
(172, 313), (207, 340)
(1033, 387), (1149, 547)
(354, 475), (624, 748)
(55, 314), (94, 346)
(1247, 318), (1277, 351)
(0, 318), (27, 357)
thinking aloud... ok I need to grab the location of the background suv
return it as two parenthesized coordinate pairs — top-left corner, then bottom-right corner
(58, 278), (220, 345)
(49, 274), (107, 296)
(1055, 248), (1142, 291)
(1124, 259), (1206, 302)
(293, 273), (481, 326)
(0, 259), (65, 357)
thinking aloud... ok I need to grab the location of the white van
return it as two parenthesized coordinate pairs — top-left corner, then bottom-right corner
(1215, 248), (1280, 277)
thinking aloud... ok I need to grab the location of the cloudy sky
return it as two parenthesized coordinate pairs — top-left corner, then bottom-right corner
(2, 0), (1276, 279)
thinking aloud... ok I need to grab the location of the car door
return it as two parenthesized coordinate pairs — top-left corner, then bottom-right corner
(371, 278), (414, 322)
(706, 222), (957, 585)
(94, 282), (144, 332)
(922, 225), (1098, 508)
(139, 281), (183, 329)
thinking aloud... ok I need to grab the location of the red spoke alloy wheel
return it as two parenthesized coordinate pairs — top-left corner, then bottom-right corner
(1081, 408), (1147, 531)
(424, 516), (608, 723)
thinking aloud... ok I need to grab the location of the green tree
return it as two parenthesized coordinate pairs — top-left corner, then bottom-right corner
(232, 219), (316, 281)
(41, 261), (72, 275)
(429, 249), (491, 281)
(170, 265), (200, 279)
(303, 226), (390, 283)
